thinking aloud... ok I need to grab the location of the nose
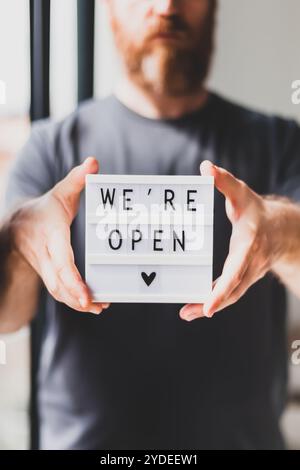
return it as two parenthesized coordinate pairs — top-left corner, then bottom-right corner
(152, 0), (179, 16)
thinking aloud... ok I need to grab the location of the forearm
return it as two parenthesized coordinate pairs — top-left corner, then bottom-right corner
(265, 195), (300, 297)
(0, 212), (40, 333)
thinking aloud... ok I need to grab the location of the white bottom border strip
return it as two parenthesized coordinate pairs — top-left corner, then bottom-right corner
(92, 293), (210, 304)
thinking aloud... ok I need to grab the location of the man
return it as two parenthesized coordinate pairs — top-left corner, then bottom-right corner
(1, 0), (300, 449)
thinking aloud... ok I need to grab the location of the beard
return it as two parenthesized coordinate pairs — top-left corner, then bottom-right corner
(111, 2), (217, 97)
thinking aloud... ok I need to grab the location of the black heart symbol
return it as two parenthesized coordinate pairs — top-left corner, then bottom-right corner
(141, 272), (156, 286)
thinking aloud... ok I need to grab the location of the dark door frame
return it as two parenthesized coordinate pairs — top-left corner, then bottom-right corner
(29, 0), (95, 449)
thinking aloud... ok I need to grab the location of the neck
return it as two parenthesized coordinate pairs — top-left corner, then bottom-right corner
(114, 74), (209, 120)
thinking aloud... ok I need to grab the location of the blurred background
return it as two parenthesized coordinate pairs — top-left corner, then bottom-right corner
(0, 0), (300, 450)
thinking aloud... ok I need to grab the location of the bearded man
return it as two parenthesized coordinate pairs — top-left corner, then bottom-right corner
(1, 0), (300, 450)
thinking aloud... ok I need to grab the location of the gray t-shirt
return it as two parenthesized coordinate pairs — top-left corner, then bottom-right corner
(5, 92), (300, 450)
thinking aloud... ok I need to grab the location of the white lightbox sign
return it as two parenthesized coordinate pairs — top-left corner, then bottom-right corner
(85, 175), (214, 303)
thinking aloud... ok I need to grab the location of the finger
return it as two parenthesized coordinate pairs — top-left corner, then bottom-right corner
(200, 160), (243, 201)
(203, 243), (252, 317)
(57, 289), (105, 315)
(179, 303), (205, 322)
(39, 251), (86, 310)
(41, 254), (107, 314)
(210, 261), (265, 315)
(84, 283), (111, 311)
(53, 157), (99, 215)
(200, 161), (246, 223)
(100, 303), (111, 309)
(200, 160), (215, 177)
(48, 237), (111, 313)
(182, 249), (262, 321)
(40, 250), (82, 309)
(56, 287), (104, 315)
(179, 279), (219, 322)
(47, 226), (90, 308)
(55, 256), (111, 312)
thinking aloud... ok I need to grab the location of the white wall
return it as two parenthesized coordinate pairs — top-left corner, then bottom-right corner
(50, 0), (77, 120)
(94, 0), (300, 123)
(210, 0), (300, 122)
(0, 0), (30, 116)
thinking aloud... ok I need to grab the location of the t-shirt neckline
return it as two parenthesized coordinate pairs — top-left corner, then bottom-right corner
(110, 91), (217, 126)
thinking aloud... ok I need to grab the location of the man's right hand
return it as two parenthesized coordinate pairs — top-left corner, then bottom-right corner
(11, 157), (109, 315)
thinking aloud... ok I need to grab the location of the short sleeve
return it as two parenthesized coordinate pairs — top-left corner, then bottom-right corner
(4, 119), (57, 214)
(271, 118), (300, 203)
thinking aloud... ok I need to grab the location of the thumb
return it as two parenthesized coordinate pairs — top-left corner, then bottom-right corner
(53, 157), (99, 215)
(200, 160), (245, 222)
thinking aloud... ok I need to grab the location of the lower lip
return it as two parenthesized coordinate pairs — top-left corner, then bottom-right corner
(152, 33), (182, 42)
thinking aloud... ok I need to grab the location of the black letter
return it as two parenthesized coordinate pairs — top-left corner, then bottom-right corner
(100, 187), (116, 208)
(153, 229), (163, 251)
(108, 229), (122, 250)
(131, 229), (142, 251)
(187, 190), (197, 211)
(123, 189), (133, 211)
(173, 229), (185, 252)
(164, 189), (175, 210)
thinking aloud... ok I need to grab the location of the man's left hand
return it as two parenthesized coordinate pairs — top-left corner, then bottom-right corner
(180, 160), (284, 321)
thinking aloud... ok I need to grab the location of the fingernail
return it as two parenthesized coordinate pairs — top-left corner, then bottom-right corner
(203, 305), (211, 317)
(179, 306), (188, 316)
(189, 311), (205, 322)
(84, 157), (93, 166)
(79, 297), (87, 308)
(184, 310), (198, 322)
(185, 315), (196, 322)
(180, 314), (191, 322)
(102, 303), (110, 309)
(205, 309), (214, 318)
(90, 307), (102, 315)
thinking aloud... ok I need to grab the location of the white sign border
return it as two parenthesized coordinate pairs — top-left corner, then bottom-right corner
(85, 174), (214, 304)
